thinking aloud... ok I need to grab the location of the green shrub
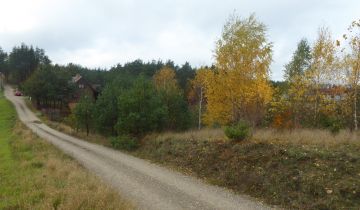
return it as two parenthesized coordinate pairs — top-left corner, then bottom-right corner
(224, 121), (251, 142)
(319, 114), (342, 135)
(110, 135), (139, 151)
(64, 113), (77, 128)
(329, 121), (341, 135)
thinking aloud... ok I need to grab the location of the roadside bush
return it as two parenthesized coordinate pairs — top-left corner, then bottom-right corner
(64, 113), (77, 129)
(224, 121), (251, 142)
(110, 135), (139, 151)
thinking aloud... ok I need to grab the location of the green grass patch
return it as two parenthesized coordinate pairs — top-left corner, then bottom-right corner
(0, 92), (19, 209)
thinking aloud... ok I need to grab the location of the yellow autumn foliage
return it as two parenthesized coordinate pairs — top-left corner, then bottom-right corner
(306, 27), (337, 125)
(203, 14), (273, 126)
(153, 66), (178, 93)
(341, 19), (360, 130)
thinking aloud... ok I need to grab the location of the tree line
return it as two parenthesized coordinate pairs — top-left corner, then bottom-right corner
(189, 15), (360, 132)
(0, 43), (197, 136)
(0, 14), (359, 139)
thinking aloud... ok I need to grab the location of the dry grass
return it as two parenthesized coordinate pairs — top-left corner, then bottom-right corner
(154, 128), (226, 142)
(253, 128), (360, 146)
(46, 120), (112, 147)
(24, 99), (111, 147)
(2, 121), (133, 210)
(138, 127), (360, 209)
(153, 127), (359, 146)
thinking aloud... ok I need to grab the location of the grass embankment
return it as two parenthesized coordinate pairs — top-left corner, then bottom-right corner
(0, 94), (132, 209)
(135, 129), (360, 210)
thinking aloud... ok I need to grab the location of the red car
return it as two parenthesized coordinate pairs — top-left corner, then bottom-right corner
(14, 90), (22, 96)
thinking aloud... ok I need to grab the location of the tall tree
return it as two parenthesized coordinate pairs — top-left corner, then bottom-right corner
(190, 67), (210, 129)
(0, 47), (8, 79)
(286, 75), (311, 127)
(341, 19), (360, 130)
(23, 65), (74, 108)
(116, 76), (167, 135)
(94, 74), (134, 135)
(284, 39), (311, 81)
(176, 62), (195, 90)
(308, 27), (336, 126)
(153, 67), (191, 130)
(283, 39), (312, 127)
(204, 14), (273, 126)
(8, 43), (50, 84)
(74, 95), (95, 136)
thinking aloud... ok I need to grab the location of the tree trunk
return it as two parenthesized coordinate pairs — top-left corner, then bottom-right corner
(86, 123), (89, 136)
(314, 98), (318, 126)
(354, 46), (360, 131)
(198, 87), (203, 130)
(355, 87), (358, 131)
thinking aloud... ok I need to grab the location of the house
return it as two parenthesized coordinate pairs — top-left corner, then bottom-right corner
(68, 74), (99, 110)
(319, 84), (349, 102)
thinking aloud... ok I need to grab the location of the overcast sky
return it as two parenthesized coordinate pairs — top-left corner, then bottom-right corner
(0, 0), (359, 80)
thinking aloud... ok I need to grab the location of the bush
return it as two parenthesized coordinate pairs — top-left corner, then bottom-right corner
(319, 114), (342, 135)
(329, 121), (341, 135)
(224, 121), (251, 142)
(110, 135), (139, 151)
(64, 113), (77, 128)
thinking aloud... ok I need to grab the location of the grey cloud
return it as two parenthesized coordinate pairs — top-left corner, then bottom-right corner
(0, 0), (359, 80)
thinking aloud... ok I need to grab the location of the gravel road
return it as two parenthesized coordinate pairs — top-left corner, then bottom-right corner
(4, 85), (273, 210)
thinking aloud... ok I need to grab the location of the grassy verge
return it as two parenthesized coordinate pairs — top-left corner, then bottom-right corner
(44, 119), (111, 147)
(25, 99), (112, 147)
(134, 130), (360, 210)
(0, 94), (133, 209)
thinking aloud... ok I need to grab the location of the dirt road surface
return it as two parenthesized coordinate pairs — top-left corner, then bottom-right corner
(4, 85), (273, 210)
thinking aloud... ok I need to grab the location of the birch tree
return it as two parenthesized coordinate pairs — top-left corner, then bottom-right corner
(191, 67), (209, 129)
(308, 27), (336, 126)
(284, 39), (312, 127)
(204, 14), (273, 126)
(341, 20), (360, 130)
